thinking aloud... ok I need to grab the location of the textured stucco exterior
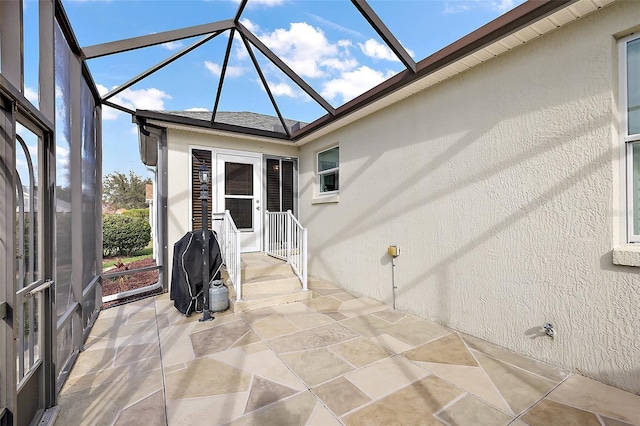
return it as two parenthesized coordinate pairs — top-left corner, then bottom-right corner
(164, 128), (299, 280)
(298, 1), (640, 394)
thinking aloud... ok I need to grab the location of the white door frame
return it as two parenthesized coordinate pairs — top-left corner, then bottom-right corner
(215, 150), (262, 252)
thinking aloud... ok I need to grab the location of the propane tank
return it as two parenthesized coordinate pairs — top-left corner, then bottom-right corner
(208, 280), (229, 312)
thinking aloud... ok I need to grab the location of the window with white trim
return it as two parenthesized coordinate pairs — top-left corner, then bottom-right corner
(317, 146), (339, 195)
(622, 34), (640, 241)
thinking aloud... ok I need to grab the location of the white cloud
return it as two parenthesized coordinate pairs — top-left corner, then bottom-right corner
(321, 66), (394, 103)
(226, 66), (247, 77)
(239, 18), (260, 33)
(97, 83), (171, 120)
(117, 87), (171, 110)
(96, 84), (120, 120)
(24, 86), (38, 104)
(56, 145), (70, 169)
(444, 0), (519, 14)
(204, 61), (246, 78)
(320, 57), (358, 72)
(233, 31), (249, 60)
(358, 39), (397, 62)
(96, 84), (109, 97)
(257, 22), (356, 78)
(161, 41), (183, 51)
(358, 39), (414, 62)
(443, 3), (472, 14)
(185, 107), (210, 112)
(205, 61), (222, 76)
(265, 81), (301, 98)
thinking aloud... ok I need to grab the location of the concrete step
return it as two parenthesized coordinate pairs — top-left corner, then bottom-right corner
(241, 259), (293, 281)
(220, 253), (309, 313)
(241, 274), (301, 297)
(228, 286), (312, 313)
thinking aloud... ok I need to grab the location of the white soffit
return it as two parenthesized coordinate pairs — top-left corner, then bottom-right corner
(297, 0), (617, 146)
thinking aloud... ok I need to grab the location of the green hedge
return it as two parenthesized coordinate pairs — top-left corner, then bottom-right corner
(121, 208), (148, 220)
(103, 214), (151, 257)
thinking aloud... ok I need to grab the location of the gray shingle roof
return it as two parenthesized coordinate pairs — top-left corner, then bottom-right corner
(156, 110), (306, 133)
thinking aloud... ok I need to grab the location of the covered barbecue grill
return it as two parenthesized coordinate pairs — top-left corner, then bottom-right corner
(170, 230), (223, 316)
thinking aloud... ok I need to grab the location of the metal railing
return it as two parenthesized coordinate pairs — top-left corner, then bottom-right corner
(215, 210), (242, 301)
(265, 210), (308, 291)
(101, 267), (162, 304)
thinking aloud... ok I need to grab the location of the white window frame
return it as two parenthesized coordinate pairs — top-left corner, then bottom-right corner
(621, 33), (640, 242)
(317, 145), (339, 196)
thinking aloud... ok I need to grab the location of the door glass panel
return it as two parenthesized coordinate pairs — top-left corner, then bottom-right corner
(15, 125), (42, 384)
(18, 298), (40, 384)
(226, 198), (252, 230)
(15, 131), (40, 287)
(225, 162), (253, 196)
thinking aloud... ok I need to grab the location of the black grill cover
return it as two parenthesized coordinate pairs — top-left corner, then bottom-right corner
(170, 230), (223, 316)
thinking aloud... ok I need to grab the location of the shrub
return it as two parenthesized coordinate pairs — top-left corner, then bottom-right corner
(103, 214), (151, 257)
(121, 208), (148, 220)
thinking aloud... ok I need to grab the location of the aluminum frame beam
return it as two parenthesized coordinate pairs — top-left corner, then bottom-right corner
(240, 33), (291, 138)
(82, 19), (235, 59)
(102, 32), (223, 102)
(211, 29), (236, 124)
(0, 92), (16, 426)
(234, 0), (248, 23)
(236, 21), (336, 116)
(351, 0), (416, 73)
(290, 0), (575, 141)
(103, 100), (135, 116)
(0, 0), (24, 90)
(39, 0), (56, 124)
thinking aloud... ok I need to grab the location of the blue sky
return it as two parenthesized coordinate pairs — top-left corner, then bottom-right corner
(19, 0), (524, 179)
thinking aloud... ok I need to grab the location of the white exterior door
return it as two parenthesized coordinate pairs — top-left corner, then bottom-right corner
(216, 152), (262, 252)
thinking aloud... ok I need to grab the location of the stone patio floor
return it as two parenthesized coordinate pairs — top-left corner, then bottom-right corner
(56, 278), (640, 426)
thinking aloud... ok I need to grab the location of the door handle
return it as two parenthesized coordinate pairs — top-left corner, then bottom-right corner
(24, 280), (54, 298)
(256, 206), (261, 211)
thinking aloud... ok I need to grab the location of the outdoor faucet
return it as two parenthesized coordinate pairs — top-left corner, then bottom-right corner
(543, 323), (555, 338)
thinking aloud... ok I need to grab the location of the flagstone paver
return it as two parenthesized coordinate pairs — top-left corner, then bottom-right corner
(56, 279), (640, 426)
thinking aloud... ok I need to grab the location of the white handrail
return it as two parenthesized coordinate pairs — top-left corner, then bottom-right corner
(215, 210), (242, 302)
(265, 210), (308, 291)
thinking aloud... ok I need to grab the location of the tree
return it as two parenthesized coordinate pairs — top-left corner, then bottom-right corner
(102, 171), (151, 210)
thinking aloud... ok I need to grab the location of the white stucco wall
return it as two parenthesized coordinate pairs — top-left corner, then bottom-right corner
(298, 2), (640, 394)
(164, 128), (299, 279)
